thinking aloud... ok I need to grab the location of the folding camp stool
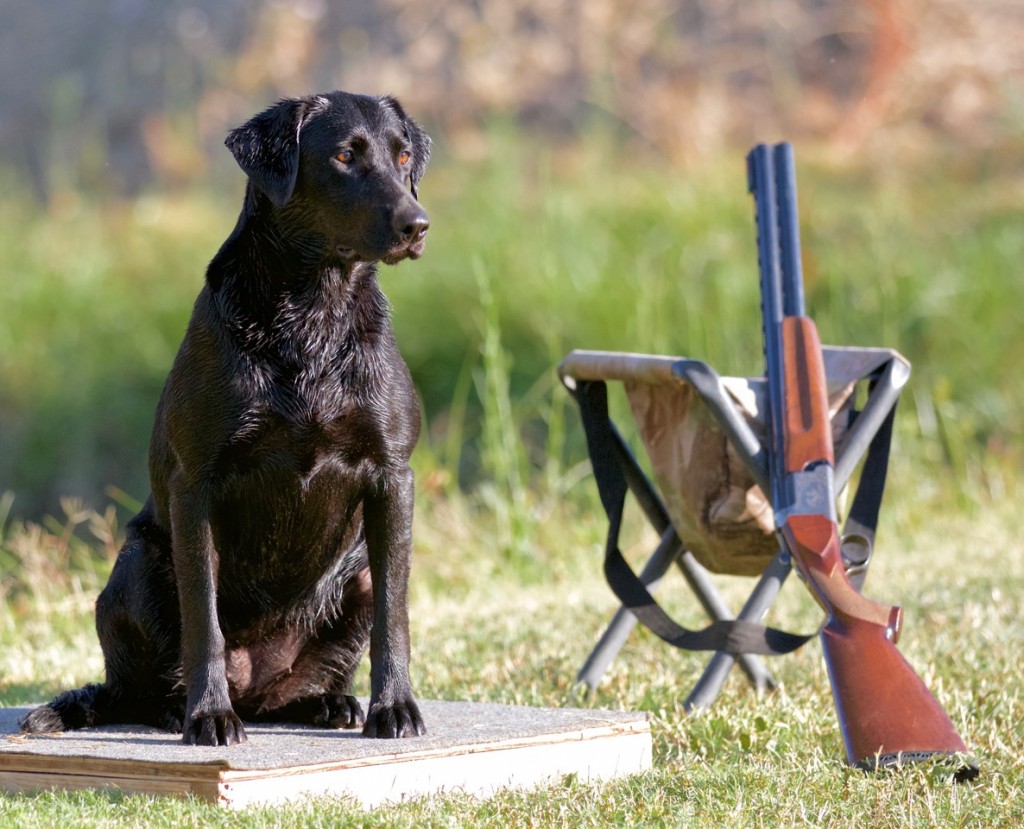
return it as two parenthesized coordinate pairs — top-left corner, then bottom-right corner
(559, 345), (909, 710)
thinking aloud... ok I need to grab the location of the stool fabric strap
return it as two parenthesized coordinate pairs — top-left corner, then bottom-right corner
(576, 379), (813, 656)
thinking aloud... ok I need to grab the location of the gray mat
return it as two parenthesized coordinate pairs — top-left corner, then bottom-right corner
(1, 700), (647, 770)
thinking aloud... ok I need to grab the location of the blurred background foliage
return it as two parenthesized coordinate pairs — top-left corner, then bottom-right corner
(3, 0), (1022, 198)
(0, 0), (1021, 524)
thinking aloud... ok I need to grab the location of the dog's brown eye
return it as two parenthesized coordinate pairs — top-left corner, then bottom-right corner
(398, 150), (411, 166)
(336, 149), (354, 164)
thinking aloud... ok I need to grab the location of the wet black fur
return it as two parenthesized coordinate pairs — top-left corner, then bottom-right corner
(21, 91), (432, 745)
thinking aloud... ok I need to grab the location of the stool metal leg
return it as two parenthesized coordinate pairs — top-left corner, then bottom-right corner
(684, 551), (792, 709)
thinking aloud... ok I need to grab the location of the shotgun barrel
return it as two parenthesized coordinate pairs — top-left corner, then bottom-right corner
(748, 142), (977, 778)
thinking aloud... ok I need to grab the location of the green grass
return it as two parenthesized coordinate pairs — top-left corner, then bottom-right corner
(1, 134), (1023, 824)
(2, 495), (1023, 826)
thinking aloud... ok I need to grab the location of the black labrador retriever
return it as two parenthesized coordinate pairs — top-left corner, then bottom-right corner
(21, 91), (431, 745)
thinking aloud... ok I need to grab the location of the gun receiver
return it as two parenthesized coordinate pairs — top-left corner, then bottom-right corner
(748, 143), (976, 778)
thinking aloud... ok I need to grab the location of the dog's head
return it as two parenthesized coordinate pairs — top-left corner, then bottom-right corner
(225, 92), (432, 265)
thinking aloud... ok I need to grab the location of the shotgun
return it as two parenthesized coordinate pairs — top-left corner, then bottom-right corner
(748, 143), (977, 779)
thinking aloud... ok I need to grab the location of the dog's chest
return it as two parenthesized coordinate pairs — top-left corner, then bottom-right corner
(208, 408), (380, 589)
(218, 400), (391, 488)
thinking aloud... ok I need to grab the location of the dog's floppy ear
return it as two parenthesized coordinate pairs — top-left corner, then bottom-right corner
(382, 96), (432, 199)
(225, 98), (314, 208)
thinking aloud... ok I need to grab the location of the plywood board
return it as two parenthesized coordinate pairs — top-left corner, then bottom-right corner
(0, 701), (651, 808)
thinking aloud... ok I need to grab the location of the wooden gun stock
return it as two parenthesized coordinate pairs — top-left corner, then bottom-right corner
(781, 514), (973, 772)
(780, 319), (975, 777)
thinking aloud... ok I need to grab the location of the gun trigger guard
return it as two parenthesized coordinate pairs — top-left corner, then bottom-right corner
(840, 532), (872, 579)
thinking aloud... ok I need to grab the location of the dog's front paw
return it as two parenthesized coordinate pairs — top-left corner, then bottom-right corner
(362, 694), (426, 738)
(183, 707), (247, 746)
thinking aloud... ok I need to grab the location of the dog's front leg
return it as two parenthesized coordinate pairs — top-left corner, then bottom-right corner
(170, 485), (246, 746)
(362, 466), (426, 738)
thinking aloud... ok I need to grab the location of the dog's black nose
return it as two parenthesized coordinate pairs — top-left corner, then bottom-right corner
(397, 209), (429, 243)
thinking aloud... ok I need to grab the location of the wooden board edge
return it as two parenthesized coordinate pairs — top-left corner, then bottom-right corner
(0, 769), (221, 801)
(217, 729), (654, 809)
(0, 753), (227, 782)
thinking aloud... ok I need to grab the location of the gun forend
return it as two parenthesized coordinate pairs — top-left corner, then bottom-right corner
(782, 316), (834, 473)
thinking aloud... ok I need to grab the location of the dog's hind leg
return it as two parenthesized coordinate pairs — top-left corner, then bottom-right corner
(21, 506), (184, 734)
(251, 687), (366, 730)
(18, 682), (116, 733)
(246, 567), (374, 729)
